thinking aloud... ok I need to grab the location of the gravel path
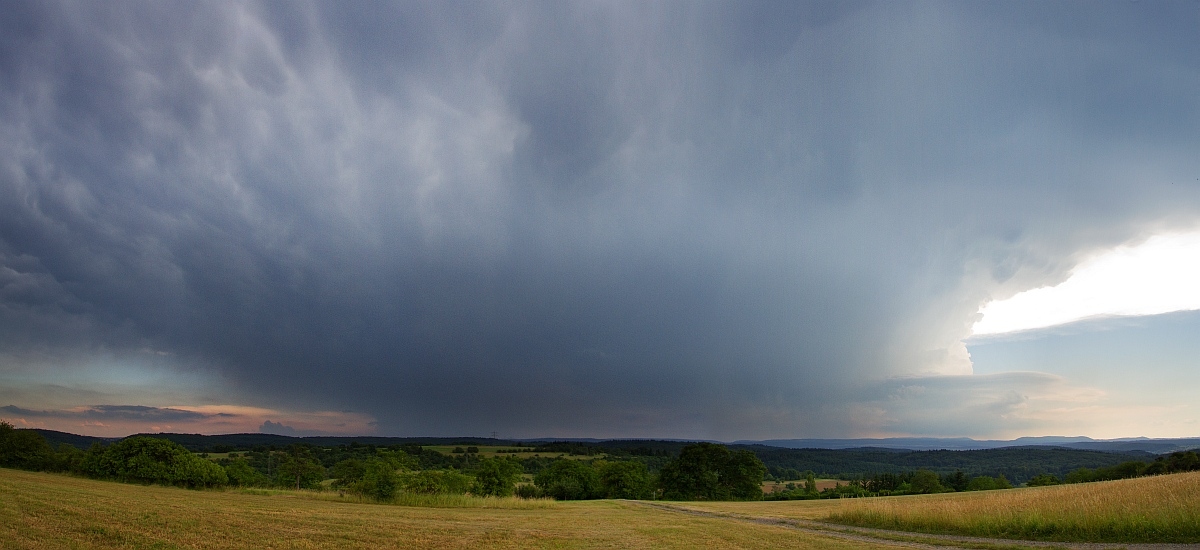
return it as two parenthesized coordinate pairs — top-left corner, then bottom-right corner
(638, 502), (1200, 550)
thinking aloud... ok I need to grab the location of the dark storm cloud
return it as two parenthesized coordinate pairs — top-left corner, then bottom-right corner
(260, 420), (298, 436)
(2, 1), (1199, 438)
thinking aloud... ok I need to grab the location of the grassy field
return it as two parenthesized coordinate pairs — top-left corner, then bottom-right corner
(761, 479), (842, 494)
(0, 468), (875, 549)
(685, 471), (1200, 543)
(422, 445), (605, 460)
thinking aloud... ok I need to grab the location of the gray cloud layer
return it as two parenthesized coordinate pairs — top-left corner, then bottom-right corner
(1, 404), (216, 422)
(2, 1), (1199, 438)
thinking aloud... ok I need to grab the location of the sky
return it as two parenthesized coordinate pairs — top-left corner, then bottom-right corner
(1, 0), (1199, 440)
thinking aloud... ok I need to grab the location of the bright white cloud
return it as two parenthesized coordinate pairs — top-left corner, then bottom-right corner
(973, 232), (1200, 335)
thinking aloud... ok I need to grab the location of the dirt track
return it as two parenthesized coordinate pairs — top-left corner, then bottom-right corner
(640, 502), (1200, 550)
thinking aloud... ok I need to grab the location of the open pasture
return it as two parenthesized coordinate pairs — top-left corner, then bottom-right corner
(762, 479), (842, 494)
(422, 445), (607, 460)
(0, 469), (872, 549)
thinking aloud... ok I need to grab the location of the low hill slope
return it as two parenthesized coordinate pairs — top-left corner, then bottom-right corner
(823, 471), (1200, 543)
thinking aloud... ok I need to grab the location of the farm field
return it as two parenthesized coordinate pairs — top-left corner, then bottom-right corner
(0, 469), (873, 549)
(681, 471), (1200, 543)
(762, 479), (842, 494)
(421, 445), (605, 460)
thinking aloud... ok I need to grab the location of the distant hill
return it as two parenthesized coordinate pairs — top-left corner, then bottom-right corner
(126, 432), (519, 451)
(32, 429), (113, 449)
(27, 427), (1199, 454)
(17, 430), (519, 451)
(740, 436), (1200, 453)
(739, 445), (1151, 484)
(17, 429), (1177, 485)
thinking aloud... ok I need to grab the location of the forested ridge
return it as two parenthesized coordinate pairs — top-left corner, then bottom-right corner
(746, 445), (1150, 483)
(21, 427), (1162, 485)
(4, 423), (1198, 502)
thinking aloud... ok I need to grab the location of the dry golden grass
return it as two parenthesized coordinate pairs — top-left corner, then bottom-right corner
(686, 471), (1200, 543)
(0, 469), (881, 549)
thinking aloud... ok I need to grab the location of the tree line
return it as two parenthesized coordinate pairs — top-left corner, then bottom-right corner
(7, 423), (1195, 502)
(35, 429), (1152, 486)
(0, 423), (765, 501)
(1027, 451), (1200, 486)
(764, 450), (1200, 500)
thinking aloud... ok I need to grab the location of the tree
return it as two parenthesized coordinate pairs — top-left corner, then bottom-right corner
(967, 475), (1011, 491)
(0, 422), (54, 470)
(941, 470), (969, 492)
(534, 459), (598, 500)
(804, 472), (818, 496)
(330, 458), (366, 487)
(400, 470), (472, 495)
(596, 461), (654, 500)
(658, 442), (767, 501)
(80, 436), (227, 488)
(471, 457), (522, 497)
(1026, 473), (1060, 487)
(909, 470), (944, 494)
(357, 458), (399, 500)
(224, 458), (269, 487)
(276, 453), (324, 490)
(725, 449), (769, 499)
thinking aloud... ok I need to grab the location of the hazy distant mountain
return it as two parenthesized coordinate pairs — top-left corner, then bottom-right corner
(736, 436), (1200, 453)
(22, 427), (1200, 455)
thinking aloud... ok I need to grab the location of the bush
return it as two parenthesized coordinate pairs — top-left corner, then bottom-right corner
(224, 459), (270, 487)
(81, 436), (227, 488)
(399, 470), (471, 495)
(514, 483), (545, 499)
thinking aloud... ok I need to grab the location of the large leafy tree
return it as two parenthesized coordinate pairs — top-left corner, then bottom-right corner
(534, 459), (599, 500)
(658, 442), (767, 501)
(224, 458), (269, 487)
(357, 458), (399, 500)
(276, 452), (325, 490)
(0, 421), (54, 470)
(596, 460), (654, 500)
(470, 457), (522, 497)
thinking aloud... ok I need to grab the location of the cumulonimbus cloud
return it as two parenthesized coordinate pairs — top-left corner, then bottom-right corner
(1, 1), (1199, 439)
